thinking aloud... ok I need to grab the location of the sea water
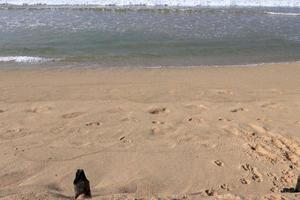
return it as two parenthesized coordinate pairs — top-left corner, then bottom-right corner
(2, 0), (300, 7)
(0, 4), (300, 67)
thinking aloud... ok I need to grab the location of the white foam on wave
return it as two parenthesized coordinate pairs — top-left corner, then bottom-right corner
(0, 56), (54, 63)
(264, 11), (300, 16)
(1, 0), (300, 7)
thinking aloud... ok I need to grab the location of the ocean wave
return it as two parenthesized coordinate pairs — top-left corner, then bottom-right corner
(264, 11), (300, 16)
(1, 0), (300, 7)
(0, 56), (55, 63)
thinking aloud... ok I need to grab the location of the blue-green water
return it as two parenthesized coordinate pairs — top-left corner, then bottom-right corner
(0, 6), (300, 67)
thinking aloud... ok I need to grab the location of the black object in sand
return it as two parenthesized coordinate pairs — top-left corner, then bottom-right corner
(73, 169), (91, 199)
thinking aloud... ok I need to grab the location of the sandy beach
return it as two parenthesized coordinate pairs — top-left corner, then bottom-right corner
(0, 63), (300, 199)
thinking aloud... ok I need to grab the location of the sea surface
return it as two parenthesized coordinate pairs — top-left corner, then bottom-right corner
(0, 4), (300, 67)
(2, 0), (300, 7)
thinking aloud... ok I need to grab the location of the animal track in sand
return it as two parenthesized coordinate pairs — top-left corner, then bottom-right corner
(85, 121), (101, 127)
(241, 164), (263, 183)
(61, 112), (84, 119)
(148, 107), (168, 114)
(240, 178), (251, 185)
(256, 117), (272, 122)
(220, 184), (231, 191)
(205, 188), (216, 196)
(186, 116), (205, 123)
(119, 136), (132, 144)
(152, 120), (165, 125)
(214, 160), (224, 167)
(218, 117), (232, 122)
(212, 89), (233, 95)
(266, 172), (282, 193)
(230, 107), (248, 113)
(263, 194), (288, 200)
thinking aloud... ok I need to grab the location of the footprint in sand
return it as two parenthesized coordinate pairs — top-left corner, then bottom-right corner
(61, 112), (84, 119)
(250, 144), (278, 163)
(246, 124), (300, 167)
(148, 107), (168, 114)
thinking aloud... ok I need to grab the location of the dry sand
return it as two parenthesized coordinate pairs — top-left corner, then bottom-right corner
(0, 63), (300, 200)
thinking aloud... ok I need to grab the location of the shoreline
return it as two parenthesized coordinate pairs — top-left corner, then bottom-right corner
(1, 60), (300, 71)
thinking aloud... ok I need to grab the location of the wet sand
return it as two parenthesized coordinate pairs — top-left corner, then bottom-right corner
(0, 63), (300, 199)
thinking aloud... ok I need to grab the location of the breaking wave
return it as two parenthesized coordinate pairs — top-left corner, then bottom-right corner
(264, 11), (300, 16)
(1, 0), (300, 7)
(0, 56), (55, 63)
